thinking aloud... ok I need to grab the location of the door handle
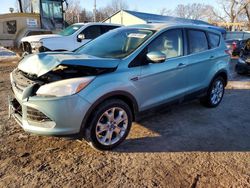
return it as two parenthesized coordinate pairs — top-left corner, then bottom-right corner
(130, 76), (139, 81)
(178, 63), (186, 68)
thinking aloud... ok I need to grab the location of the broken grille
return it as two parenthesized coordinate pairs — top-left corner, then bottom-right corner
(26, 107), (52, 122)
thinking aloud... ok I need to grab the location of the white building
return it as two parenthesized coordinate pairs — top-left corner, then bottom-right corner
(103, 10), (209, 26)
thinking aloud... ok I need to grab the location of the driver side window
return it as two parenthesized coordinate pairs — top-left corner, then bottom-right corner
(148, 29), (183, 59)
(129, 29), (184, 68)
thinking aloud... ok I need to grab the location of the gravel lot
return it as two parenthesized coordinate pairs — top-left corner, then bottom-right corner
(0, 58), (249, 187)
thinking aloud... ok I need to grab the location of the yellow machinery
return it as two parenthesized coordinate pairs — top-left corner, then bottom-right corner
(0, 0), (67, 49)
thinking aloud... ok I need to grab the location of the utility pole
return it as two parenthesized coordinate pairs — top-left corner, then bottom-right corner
(93, 0), (97, 22)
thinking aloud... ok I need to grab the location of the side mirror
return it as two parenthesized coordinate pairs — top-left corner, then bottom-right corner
(77, 34), (85, 42)
(146, 51), (166, 63)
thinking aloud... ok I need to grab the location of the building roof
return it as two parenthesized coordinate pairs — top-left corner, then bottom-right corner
(103, 10), (226, 34)
(124, 10), (210, 25)
(104, 10), (211, 26)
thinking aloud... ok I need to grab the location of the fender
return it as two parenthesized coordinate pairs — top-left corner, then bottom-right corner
(80, 90), (139, 131)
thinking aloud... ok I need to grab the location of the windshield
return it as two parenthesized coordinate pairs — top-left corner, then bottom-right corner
(41, 0), (63, 19)
(76, 28), (154, 59)
(59, 24), (83, 36)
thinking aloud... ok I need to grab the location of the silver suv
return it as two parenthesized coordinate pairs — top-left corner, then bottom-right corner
(10, 23), (230, 150)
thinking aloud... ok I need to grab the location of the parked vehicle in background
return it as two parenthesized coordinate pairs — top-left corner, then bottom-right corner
(9, 23), (230, 150)
(235, 39), (250, 75)
(225, 31), (250, 56)
(225, 39), (246, 56)
(21, 23), (121, 54)
(236, 57), (250, 74)
(18, 29), (52, 55)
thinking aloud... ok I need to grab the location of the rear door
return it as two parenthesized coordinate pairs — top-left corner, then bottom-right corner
(134, 29), (189, 110)
(184, 29), (220, 93)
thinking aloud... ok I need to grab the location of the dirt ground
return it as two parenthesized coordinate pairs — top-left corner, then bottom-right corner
(0, 58), (249, 188)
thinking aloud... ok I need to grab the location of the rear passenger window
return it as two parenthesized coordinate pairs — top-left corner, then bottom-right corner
(208, 32), (220, 48)
(188, 30), (208, 54)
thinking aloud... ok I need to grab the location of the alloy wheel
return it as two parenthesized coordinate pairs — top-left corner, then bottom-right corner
(210, 79), (224, 105)
(95, 107), (128, 146)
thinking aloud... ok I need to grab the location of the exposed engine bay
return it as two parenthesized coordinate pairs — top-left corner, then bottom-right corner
(12, 65), (116, 96)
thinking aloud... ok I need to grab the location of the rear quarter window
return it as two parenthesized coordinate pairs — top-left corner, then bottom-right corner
(208, 32), (220, 48)
(187, 29), (208, 54)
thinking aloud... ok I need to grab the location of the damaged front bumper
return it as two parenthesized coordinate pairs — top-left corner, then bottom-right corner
(9, 93), (91, 135)
(9, 72), (91, 136)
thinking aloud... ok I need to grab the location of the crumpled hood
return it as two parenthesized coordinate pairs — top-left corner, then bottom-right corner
(18, 52), (120, 77)
(21, 34), (62, 42)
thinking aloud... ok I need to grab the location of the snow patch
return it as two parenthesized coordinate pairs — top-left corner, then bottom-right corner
(0, 46), (16, 57)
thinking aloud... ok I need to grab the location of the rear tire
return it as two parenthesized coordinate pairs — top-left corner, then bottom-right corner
(84, 99), (132, 150)
(200, 76), (225, 108)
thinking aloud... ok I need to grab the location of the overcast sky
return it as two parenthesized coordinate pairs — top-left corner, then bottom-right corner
(0, 0), (218, 14)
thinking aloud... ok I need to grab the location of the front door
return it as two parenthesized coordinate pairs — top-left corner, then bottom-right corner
(134, 29), (189, 110)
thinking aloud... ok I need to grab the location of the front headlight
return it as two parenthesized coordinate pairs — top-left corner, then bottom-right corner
(238, 58), (246, 64)
(36, 77), (95, 97)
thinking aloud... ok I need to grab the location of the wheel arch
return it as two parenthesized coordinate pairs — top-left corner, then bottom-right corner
(80, 91), (139, 132)
(212, 69), (228, 86)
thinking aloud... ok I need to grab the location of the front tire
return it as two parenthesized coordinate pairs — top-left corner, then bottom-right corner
(200, 77), (225, 108)
(85, 99), (132, 150)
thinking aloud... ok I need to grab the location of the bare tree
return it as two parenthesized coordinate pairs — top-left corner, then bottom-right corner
(174, 3), (215, 21)
(96, 7), (113, 21)
(159, 8), (173, 16)
(16, 0), (33, 13)
(242, 0), (250, 29)
(109, 0), (129, 12)
(65, 0), (82, 24)
(16, 0), (39, 13)
(94, 0), (129, 22)
(79, 9), (93, 23)
(174, 4), (187, 18)
(216, 0), (249, 22)
(17, 0), (23, 12)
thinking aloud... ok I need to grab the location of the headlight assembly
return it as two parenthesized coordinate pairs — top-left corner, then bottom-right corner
(36, 77), (95, 97)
